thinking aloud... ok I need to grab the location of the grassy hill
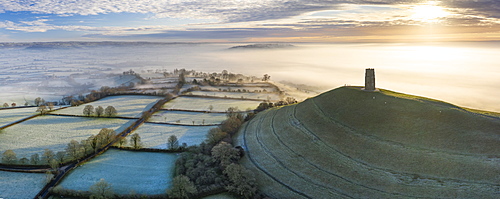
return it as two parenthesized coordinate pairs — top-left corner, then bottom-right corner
(235, 86), (500, 199)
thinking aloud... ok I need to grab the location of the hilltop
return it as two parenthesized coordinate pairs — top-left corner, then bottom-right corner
(236, 86), (500, 198)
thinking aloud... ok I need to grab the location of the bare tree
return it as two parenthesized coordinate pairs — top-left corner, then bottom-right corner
(47, 102), (55, 110)
(130, 133), (142, 149)
(167, 135), (179, 150)
(83, 105), (94, 116)
(37, 105), (48, 114)
(30, 153), (40, 165)
(2, 150), (17, 164)
(105, 106), (117, 117)
(34, 97), (45, 106)
(42, 149), (56, 164)
(90, 179), (115, 199)
(66, 140), (83, 160)
(95, 106), (104, 117)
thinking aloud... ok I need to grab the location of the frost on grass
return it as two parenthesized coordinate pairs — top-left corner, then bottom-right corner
(162, 97), (261, 112)
(133, 123), (214, 148)
(54, 95), (163, 118)
(149, 111), (227, 125)
(0, 170), (46, 199)
(57, 149), (177, 195)
(0, 107), (38, 127)
(0, 115), (135, 158)
(186, 91), (281, 101)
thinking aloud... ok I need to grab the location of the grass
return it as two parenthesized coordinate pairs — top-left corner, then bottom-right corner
(185, 91), (281, 101)
(53, 95), (163, 118)
(133, 123), (214, 148)
(149, 110), (228, 125)
(314, 87), (500, 155)
(237, 86), (500, 198)
(198, 85), (278, 93)
(162, 97), (261, 112)
(202, 193), (239, 199)
(0, 107), (38, 127)
(0, 115), (135, 158)
(57, 149), (178, 195)
(0, 170), (46, 199)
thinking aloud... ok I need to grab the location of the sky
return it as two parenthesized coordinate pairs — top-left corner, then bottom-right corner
(1, 0), (500, 42)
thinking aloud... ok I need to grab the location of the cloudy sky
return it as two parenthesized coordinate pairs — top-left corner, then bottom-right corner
(1, 0), (499, 42)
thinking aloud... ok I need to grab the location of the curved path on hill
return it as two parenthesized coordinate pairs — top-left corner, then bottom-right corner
(238, 98), (500, 199)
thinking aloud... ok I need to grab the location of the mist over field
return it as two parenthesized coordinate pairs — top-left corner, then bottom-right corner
(0, 42), (498, 112)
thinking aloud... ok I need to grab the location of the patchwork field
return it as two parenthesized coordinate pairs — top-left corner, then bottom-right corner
(0, 170), (46, 199)
(149, 111), (227, 125)
(0, 115), (135, 158)
(162, 97), (261, 112)
(57, 149), (178, 195)
(133, 123), (214, 148)
(198, 85), (278, 93)
(54, 95), (162, 118)
(0, 107), (38, 127)
(185, 91), (281, 101)
(236, 87), (500, 198)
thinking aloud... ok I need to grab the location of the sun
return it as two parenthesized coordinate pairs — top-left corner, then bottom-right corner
(410, 1), (450, 22)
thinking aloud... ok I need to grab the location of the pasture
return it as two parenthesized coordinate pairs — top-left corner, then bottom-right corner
(0, 115), (135, 158)
(0, 170), (46, 199)
(185, 91), (280, 101)
(0, 107), (38, 127)
(149, 110), (227, 125)
(57, 149), (178, 195)
(162, 97), (261, 112)
(53, 95), (162, 118)
(236, 86), (500, 198)
(133, 123), (214, 148)
(198, 85), (278, 93)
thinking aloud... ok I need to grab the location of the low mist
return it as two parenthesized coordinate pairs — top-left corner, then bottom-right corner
(0, 42), (498, 112)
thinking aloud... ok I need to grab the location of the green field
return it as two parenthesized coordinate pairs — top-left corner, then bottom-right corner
(57, 149), (178, 195)
(236, 86), (500, 198)
(0, 170), (46, 199)
(149, 111), (227, 125)
(54, 95), (162, 118)
(162, 97), (261, 112)
(0, 115), (135, 159)
(133, 123), (214, 148)
(0, 107), (37, 127)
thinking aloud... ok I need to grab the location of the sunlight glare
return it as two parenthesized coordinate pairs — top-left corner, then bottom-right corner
(410, 1), (449, 22)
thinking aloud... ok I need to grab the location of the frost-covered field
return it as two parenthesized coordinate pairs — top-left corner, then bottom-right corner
(198, 85), (278, 93)
(0, 115), (135, 158)
(162, 97), (261, 112)
(134, 83), (177, 89)
(57, 149), (177, 195)
(0, 107), (37, 127)
(0, 170), (46, 199)
(186, 91), (281, 101)
(149, 111), (227, 125)
(54, 95), (162, 118)
(133, 123), (214, 148)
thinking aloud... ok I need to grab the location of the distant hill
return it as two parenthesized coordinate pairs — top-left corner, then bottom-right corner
(228, 43), (295, 50)
(236, 86), (500, 198)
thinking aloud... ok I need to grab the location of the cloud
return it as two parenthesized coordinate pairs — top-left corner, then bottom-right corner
(0, 1), (447, 23)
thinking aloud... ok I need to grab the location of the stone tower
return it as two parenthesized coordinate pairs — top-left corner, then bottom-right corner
(365, 68), (375, 91)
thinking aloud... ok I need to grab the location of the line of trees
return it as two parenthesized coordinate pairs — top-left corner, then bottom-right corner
(1, 128), (117, 166)
(82, 105), (117, 117)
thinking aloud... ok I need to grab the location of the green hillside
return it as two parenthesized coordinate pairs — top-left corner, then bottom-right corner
(235, 86), (500, 199)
